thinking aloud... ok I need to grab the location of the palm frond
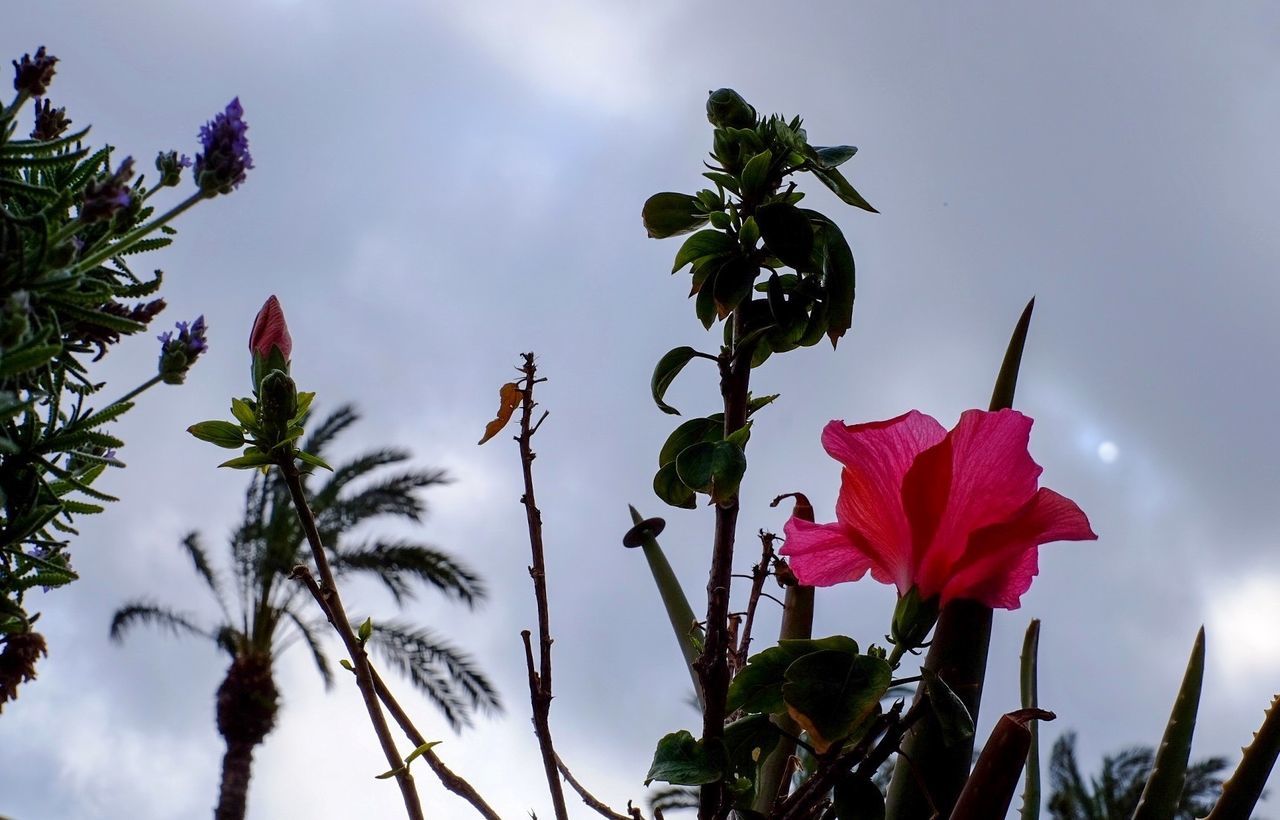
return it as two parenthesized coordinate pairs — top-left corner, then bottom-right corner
(649, 786), (699, 814)
(316, 469), (450, 535)
(331, 541), (485, 607)
(179, 532), (231, 617)
(312, 448), (412, 508)
(281, 608), (333, 690)
(109, 601), (216, 644)
(365, 620), (501, 732)
(302, 404), (360, 456)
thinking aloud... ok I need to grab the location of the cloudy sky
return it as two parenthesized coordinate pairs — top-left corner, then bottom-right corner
(4, 2), (1279, 817)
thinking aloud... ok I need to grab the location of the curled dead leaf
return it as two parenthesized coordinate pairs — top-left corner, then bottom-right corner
(478, 382), (522, 445)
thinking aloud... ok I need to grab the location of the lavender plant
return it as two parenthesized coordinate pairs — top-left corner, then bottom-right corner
(0, 45), (248, 711)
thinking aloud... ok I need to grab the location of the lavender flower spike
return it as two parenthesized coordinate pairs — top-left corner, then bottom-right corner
(158, 315), (210, 384)
(194, 98), (253, 196)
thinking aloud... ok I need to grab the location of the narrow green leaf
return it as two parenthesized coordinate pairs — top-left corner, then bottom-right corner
(815, 218), (855, 347)
(809, 165), (878, 213)
(404, 741), (442, 766)
(1132, 627), (1206, 820)
(375, 765), (407, 780)
(651, 346), (702, 415)
(218, 452), (274, 470)
(357, 617), (373, 644)
(187, 420), (246, 449)
(295, 450), (333, 471)
(0, 344), (62, 377)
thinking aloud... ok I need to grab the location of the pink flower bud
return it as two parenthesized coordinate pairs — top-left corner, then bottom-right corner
(249, 295), (291, 360)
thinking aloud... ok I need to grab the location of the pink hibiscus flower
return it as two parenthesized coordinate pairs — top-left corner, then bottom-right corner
(780, 409), (1096, 610)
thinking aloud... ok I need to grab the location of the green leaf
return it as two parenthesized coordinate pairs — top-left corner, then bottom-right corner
(723, 713), (782, 777)
(375, 765), (406, 780)
(357, 617), (373, 644)
(746, 394), (779, 416)
(696, 273), (718, 328)
(404, 741), (442, 766)
(834, 774), (885, 820)
(218, 452), (274, 470)
(809, 165), (878, 213)
(645, 730), (722, 786)
(293, 391), (316, 422)
(712, 257), (758, 317)
(725, 422), (751, 451)
(658, 417), (722, 466)
(653, 461), (697, 509)
(817, 218), (856, 348)
(187, 420), (246, 449)
(755, 202), (814, 271)
(728, 636), (861, 715)
(674, 440), (746, 504)
(295, 450), (334, 471)
(808, 145), (858, 170)
(672, 230), (736, 273)
(922, 667), (976, 747)
(230, 397), (258, 428)
(1132, 627), (1206, 820)
(740, 149), (774, 197)
(782, 650), (891, 753)
(0, 344), (62, 377)
(643, 192), (709, 239)
(651, 346), (702, 415)
(339, 658), (354, 672)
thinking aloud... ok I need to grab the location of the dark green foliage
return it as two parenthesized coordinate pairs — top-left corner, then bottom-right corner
(1046, 732), (1227, 820)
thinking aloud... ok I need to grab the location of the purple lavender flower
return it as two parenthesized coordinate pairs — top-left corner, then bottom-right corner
(155, 150), (192, 187)
(194, 98), (253, 195)
(79, 156), (135, 223)
(12, 47), (57, 97)
(31, 98), (71, 141)
(158, 315), (209, 384)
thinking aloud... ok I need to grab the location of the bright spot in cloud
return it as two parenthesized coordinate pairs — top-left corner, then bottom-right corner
(1209, 574), (1280, 680)
(1097, 440), (1119, 463)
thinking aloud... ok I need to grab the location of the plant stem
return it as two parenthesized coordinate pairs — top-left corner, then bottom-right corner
(279, 459), (425, 820)
(72, 190), (204, 273)
(513, 353), (570, 820)
(697, 308), (752, 820)
(108, 374), (164, 408)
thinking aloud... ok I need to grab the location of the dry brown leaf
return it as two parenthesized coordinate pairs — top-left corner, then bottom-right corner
(478, 382), (522, 445)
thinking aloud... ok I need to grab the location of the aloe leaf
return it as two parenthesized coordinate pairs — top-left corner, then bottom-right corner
(625, 506), (704, 705)
(1131, 627), (1206, 820)
(1204, 693), (1280, 819)
(1018, 619), (1043, 820)
(990, 297), (1035, 411)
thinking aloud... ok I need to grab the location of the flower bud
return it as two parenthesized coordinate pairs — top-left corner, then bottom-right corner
(11, 47), (57, 97)
(890, 587), (940, 652)
(706, 88), (757, 129)
(257, 369), (298, 443)
(80, 156), (135, 224)
(30, 98), (70, 141)
(155, 150), (192, 188)
(249, 295), (291, 391)
(157, 316), (209, 385)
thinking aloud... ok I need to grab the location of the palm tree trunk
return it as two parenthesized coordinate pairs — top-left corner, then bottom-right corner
(214, 739), (257, 820)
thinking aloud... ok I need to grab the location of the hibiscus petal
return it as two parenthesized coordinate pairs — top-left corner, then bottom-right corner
(942, 487), (1097, 608)
(820, 412), (946, 592)
(908, 409), (1045, 597)
(780, 517), (875, 587)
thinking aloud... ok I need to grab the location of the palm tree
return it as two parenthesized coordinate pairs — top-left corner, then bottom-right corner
(110, 405), (500, 820)
(1047, 731), (1228, 820)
